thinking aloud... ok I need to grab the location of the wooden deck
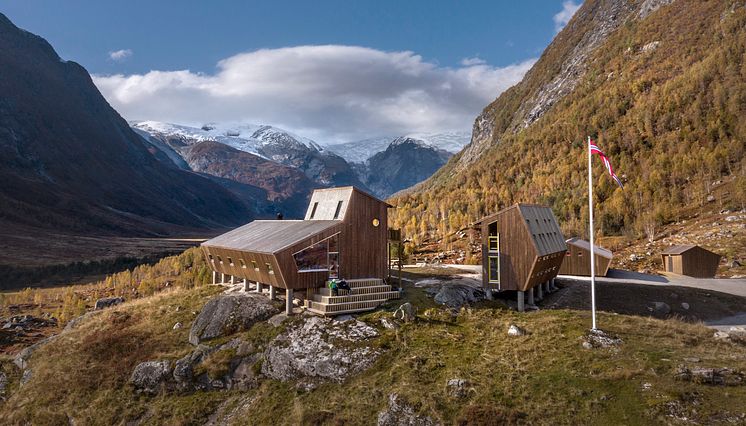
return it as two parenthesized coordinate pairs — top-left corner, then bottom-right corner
(304, 278), (400, 315)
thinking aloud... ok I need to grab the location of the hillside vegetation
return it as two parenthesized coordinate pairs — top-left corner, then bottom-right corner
(390, 0), (746, 250)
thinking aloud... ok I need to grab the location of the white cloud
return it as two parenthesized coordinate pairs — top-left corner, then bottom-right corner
(460, 57), (486, 66)
(93, 45), (535, 143)
(108, 49), (133, 61)
(553, 1), (582, 33)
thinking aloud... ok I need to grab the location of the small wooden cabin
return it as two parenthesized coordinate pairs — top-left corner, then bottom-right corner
(559, 237), (613, 277)
(474, 204), (566, 310)
(202, 186), (400, 314)
(660, 245), (721, 278)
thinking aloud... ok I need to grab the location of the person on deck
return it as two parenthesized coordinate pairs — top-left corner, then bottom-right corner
(328, 279), (339, 296)
(337, 279), (351, 293)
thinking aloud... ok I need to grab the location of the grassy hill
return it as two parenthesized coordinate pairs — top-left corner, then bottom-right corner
(1, 253), (745, 424)
(390, 0), (746, 251)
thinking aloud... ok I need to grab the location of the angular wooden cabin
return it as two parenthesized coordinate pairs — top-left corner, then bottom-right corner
(559, 237), (613, 277)
(474, 204), (566, 311)
(660, 245), (721, 278)
(201, 186), (400, 315)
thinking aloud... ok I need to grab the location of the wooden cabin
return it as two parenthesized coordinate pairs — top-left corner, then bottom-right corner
(559, 237), (613, 277)
(202, 186), (400, 315)
(660, 245), (721, 278)
(474, 204), (567, 311)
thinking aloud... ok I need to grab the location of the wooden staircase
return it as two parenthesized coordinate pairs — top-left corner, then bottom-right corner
(304, 278), (400, 316)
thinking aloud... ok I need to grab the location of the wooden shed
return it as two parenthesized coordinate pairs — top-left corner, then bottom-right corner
(474, 204), (566, 310)
(559, 237), (613, 277)
(660, 245), (721, 278)
(202, 186), (400, 315)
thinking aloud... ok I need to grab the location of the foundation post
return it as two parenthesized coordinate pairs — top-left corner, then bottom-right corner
(286, 288), (294, 315)
(527, 287), (535, 306)
(517, 290), (525, 312)
(537, 283), (544, 301)
(255, 282), (261, 293)
(269, 286), (276, 300)
(212, 271), (216, 285)
(221, 273), (225, 284)
(243, 279), (249, 292)
(230, 275), (235, 285)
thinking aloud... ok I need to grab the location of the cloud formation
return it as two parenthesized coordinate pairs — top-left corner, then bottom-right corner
(108, 49), (133, 61)
(93, 46), (535, 143)
(553, 1), (582, 33)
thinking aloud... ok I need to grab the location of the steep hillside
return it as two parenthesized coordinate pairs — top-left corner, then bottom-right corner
(0, 13), (251, 237)
(391, 0), (746, 247)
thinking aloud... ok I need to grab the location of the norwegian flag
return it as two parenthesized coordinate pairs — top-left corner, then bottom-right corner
(589, 139), (624, 188)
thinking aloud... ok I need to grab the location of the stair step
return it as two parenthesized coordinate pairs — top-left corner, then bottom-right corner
(305, 298), (398, 315)
(317, 285), (392, 296)
(327, 278), (384, 289)
(313, 291), (401, 304)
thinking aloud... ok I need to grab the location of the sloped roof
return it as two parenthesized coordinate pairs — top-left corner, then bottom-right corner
(304, 186), (393, 220)
(518, 204), (567, 256)
(661, 245), (698, 255)
(202, 220), (341, 254)
(566, 237), (613, 258)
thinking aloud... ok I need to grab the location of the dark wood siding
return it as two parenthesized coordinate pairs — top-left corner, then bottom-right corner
(338, 190), (389, 281)
(201, 246), (282, 287)
(559, 241), (612, 276)
(662, 246), (720, 278)
(275, 224), (344, 290)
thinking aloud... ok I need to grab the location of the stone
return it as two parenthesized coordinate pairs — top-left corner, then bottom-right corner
(13, 334), (59, 369)
(582, 329), (623, 349)
(267, 313), (288, 328)
(507, 324), (526, 336)
(94, 297), (125, 310)
(130, 360), (172, 394)
(377, 393), (437, 426)
(262, 317), (379, 384)
(725, 216), (739, 222)
(189, 293), (279, 345)
(629, 254), (639, 261)
(20, 369), (32, 386)
(707, 194), (716, 203)
(729, 260), (742, 268)
(227, 354), (261, 391)
(0, 372), (6, 394)
(675, 366), (745, 386)
(394, 303), (415, 322)
(684, 357), (701, 363)
(447, 378), (470, 398)
(380, 318), (400, 330)
(333, 314), (355, 322)
(681, 302), (690, 310)
(432, 284), (485, 309)
(652, 302), (671, 316)
(173, 322), (182, 330)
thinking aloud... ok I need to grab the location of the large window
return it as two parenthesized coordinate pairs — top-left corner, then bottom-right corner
(293, 233), (340, 273)
(488, 256), (499, 283)
(309, 202), (319, 219)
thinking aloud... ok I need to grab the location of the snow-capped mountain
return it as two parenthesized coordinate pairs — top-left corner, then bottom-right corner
(327, 131), (470, 165)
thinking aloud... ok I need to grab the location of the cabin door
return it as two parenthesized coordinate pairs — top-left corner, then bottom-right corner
(667, 255), (673, 272)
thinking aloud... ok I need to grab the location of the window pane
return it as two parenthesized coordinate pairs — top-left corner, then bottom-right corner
(328, 233), (338, 253)
(489, 256), (499, 283)
(294, 240), (329, 272)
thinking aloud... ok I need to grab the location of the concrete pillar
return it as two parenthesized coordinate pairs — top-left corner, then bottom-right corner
(285, 288), (294, 315)
(255, 282), (261, 293)
(527, 287), (535, 305)
(212, 271), (216, 285)
(221, 273), (225, 284)
(230, 275), (235, 285)
(269, 286), (276, 300)
(517, 290), (525, 312)
(537, 284), (544, 301)
(551, 278), (557, 291)
(243, 279), (249, 292)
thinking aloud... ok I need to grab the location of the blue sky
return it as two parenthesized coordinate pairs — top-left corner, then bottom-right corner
(2, 0), (581, 142)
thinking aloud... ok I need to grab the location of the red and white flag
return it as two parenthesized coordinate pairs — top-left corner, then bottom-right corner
(589, 139), (624, 188)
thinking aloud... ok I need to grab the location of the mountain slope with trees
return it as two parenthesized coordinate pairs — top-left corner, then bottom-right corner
(390, 0), (746, 248)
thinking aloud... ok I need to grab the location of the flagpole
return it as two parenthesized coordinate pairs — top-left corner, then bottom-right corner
(588, 136), (597, 330)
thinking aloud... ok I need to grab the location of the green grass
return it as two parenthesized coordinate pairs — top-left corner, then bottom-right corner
(1, 285), (745, 425)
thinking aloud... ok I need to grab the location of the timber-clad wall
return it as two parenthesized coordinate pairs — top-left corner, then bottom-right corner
(661, 246), (720, 278)
(338, 190), (389, 281)
(558, 240), (612, 276)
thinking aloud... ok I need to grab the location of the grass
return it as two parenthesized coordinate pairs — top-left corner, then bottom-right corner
(1, 283), (745, 425)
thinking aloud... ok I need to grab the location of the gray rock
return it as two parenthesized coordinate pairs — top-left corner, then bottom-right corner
(583, 329), (623, 349)
(20, 369), (32, 386)
(13, 334), (59, 369)
(684, 357), (701, 363)
(675, 366), (744, 386)
(189, 293), (279, 345)
(262, 317), (379, 384)
(267, 313), (288, 328)
(725, 216), (739, 222)
(446, 378), (470, 398)
(432, 284), (484, 309)
(334, 314), (355, 322)
(507, 324), (526, 336)
(714, 331), (731, 341)
(377, 393), (438, 426)
(729, 260), (742, 268)
(394, 303), (416, 322)
(652, 302), (671, 316)
(681, 302), (690, 310)
(0, 372), (6, 394)
(380, 317), (400, 329)
(227, 354), (261, 391)
(94, 297), (124, 310)
(130, 360), (172, 394)
(173, 322), (182, 330)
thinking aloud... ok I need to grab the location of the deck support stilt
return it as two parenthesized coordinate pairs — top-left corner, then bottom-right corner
(286, 288), (293, 315)
(551, 278), (557, 291)
(221, 273), (225, 284)
(243, 279), (249, 292)
(255, 282), (261, 293)
(269, 286), (276, 300)
(527, 287), (535, 306)
(212, 271), (216, 285)
(230, 275), (235, 285)
(537, 284), (544, 301)
(517, 290), (525, 312)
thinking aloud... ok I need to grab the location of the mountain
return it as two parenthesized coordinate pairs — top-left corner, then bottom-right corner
(391, 0), (746, 244)
(133, 121), (365, 189)
(357, 137), (453, 199)
(328, 132), (470, 165)
(0, 13), (251, 239)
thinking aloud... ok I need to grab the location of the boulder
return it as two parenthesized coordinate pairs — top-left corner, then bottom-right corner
(377, 393), (438, 426)
(94, 297), (125, 310)
(262, 317), (379, 385)
(130, 360), (172, 394)
(507, 324), (526, 337)
(652, 302), (671, 316)
(431, 284), (485, 309)
(189, 293), (279, 345)
(681, 302), (690, 310)
(394, 303), (415, 322)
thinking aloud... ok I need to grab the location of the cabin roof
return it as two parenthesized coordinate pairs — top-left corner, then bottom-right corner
(566, 237), (613, 258)
(312, 186), (394, 208)
(518, 204), (566, 256)
(660, 244), (699, 255)
(202, 220), (341, 254)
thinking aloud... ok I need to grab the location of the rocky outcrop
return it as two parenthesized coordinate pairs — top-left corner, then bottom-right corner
(430, 284), (485, 309)
(94, 297), (124, 310)
(377, 393), (439, 426)
(130, 361), (172, 394)
(675, 366), (744, 386)
(189, 293), (279, 345)
(262, 317), (379, 387)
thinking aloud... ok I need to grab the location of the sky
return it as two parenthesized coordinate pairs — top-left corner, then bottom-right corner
(2, 0), (581, 143)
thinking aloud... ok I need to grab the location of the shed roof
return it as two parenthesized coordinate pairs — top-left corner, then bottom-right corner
(661, 245), (698, 255)
(518, 204), (566, 256)
(566, 237), (613, 258)
(202, 220), (341, 254)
